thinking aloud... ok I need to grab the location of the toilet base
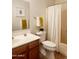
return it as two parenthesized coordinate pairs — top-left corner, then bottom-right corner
(40, 49), (55, 59)
(40, 44), (55, 59)
(46, 51), (55, 59)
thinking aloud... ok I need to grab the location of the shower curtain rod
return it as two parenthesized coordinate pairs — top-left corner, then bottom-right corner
(49, 1), (67, 6)
(54, 1), (67, 5)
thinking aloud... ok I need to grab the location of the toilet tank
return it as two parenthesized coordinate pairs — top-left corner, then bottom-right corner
(36, 31), (46, 42)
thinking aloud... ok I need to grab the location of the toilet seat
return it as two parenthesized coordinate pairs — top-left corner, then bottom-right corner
(42, 41), (56, 48)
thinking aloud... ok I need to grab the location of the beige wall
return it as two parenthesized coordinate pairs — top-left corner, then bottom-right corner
(61, 3), (67, 44)
(29, 0), (48, 33)
(12, 0), (50, 33)
(12, 0), (30, 31)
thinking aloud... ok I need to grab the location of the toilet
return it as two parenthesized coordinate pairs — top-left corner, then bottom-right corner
(36, 31), (56, 59)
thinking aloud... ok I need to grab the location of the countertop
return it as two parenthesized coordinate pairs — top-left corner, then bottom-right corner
(12, 33), (40, 48)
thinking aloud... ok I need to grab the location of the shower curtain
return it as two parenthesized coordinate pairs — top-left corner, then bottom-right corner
(47, 5), (61, 51)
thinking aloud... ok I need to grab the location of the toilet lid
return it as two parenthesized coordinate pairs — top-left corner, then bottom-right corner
(42, 41), (56, 48)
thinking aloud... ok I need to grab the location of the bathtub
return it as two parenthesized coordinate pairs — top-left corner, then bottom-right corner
(59, 43), (67, 56)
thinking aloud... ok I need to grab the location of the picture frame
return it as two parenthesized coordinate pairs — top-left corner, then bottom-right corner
(16, 7), (25, 16)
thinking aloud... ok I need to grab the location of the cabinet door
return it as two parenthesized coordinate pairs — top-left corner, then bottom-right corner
(17, 52), (28, 59)
(12, 44), (28, 59)
(12, 52), (28, 59)
(12, 57), (17, 59)
(29, 47), (39, 59)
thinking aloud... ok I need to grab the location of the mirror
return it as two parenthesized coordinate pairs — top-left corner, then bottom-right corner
(12, 0), (30, 31)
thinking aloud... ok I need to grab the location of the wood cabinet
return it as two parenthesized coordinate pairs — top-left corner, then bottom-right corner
(12, 40), (39, 59)
(12, 43), (28, 59)
(29, 40), (39, 59)
(29, 47), (39, 59)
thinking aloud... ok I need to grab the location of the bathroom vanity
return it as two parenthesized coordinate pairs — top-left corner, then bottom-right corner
(12, 33), (40, 59)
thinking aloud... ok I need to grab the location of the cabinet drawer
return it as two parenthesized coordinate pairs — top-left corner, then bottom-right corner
(29, 40), (39, 49)
(12, 44), (28, 54)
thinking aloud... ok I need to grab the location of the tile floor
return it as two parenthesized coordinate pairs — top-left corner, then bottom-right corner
(55, 52), (67, 59)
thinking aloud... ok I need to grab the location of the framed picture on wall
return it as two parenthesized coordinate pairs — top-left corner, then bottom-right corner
(16, 7), (25, 16)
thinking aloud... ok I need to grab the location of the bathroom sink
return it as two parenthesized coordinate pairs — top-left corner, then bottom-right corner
(12, 33), (40, 48)
(14, 34), (27, 40)
(12, 34), (29, 46)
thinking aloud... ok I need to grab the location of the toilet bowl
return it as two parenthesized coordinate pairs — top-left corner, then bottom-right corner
(36, 31), (56, 59)
(42, 41), (56, 59)
(42, 41), (56, 51)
